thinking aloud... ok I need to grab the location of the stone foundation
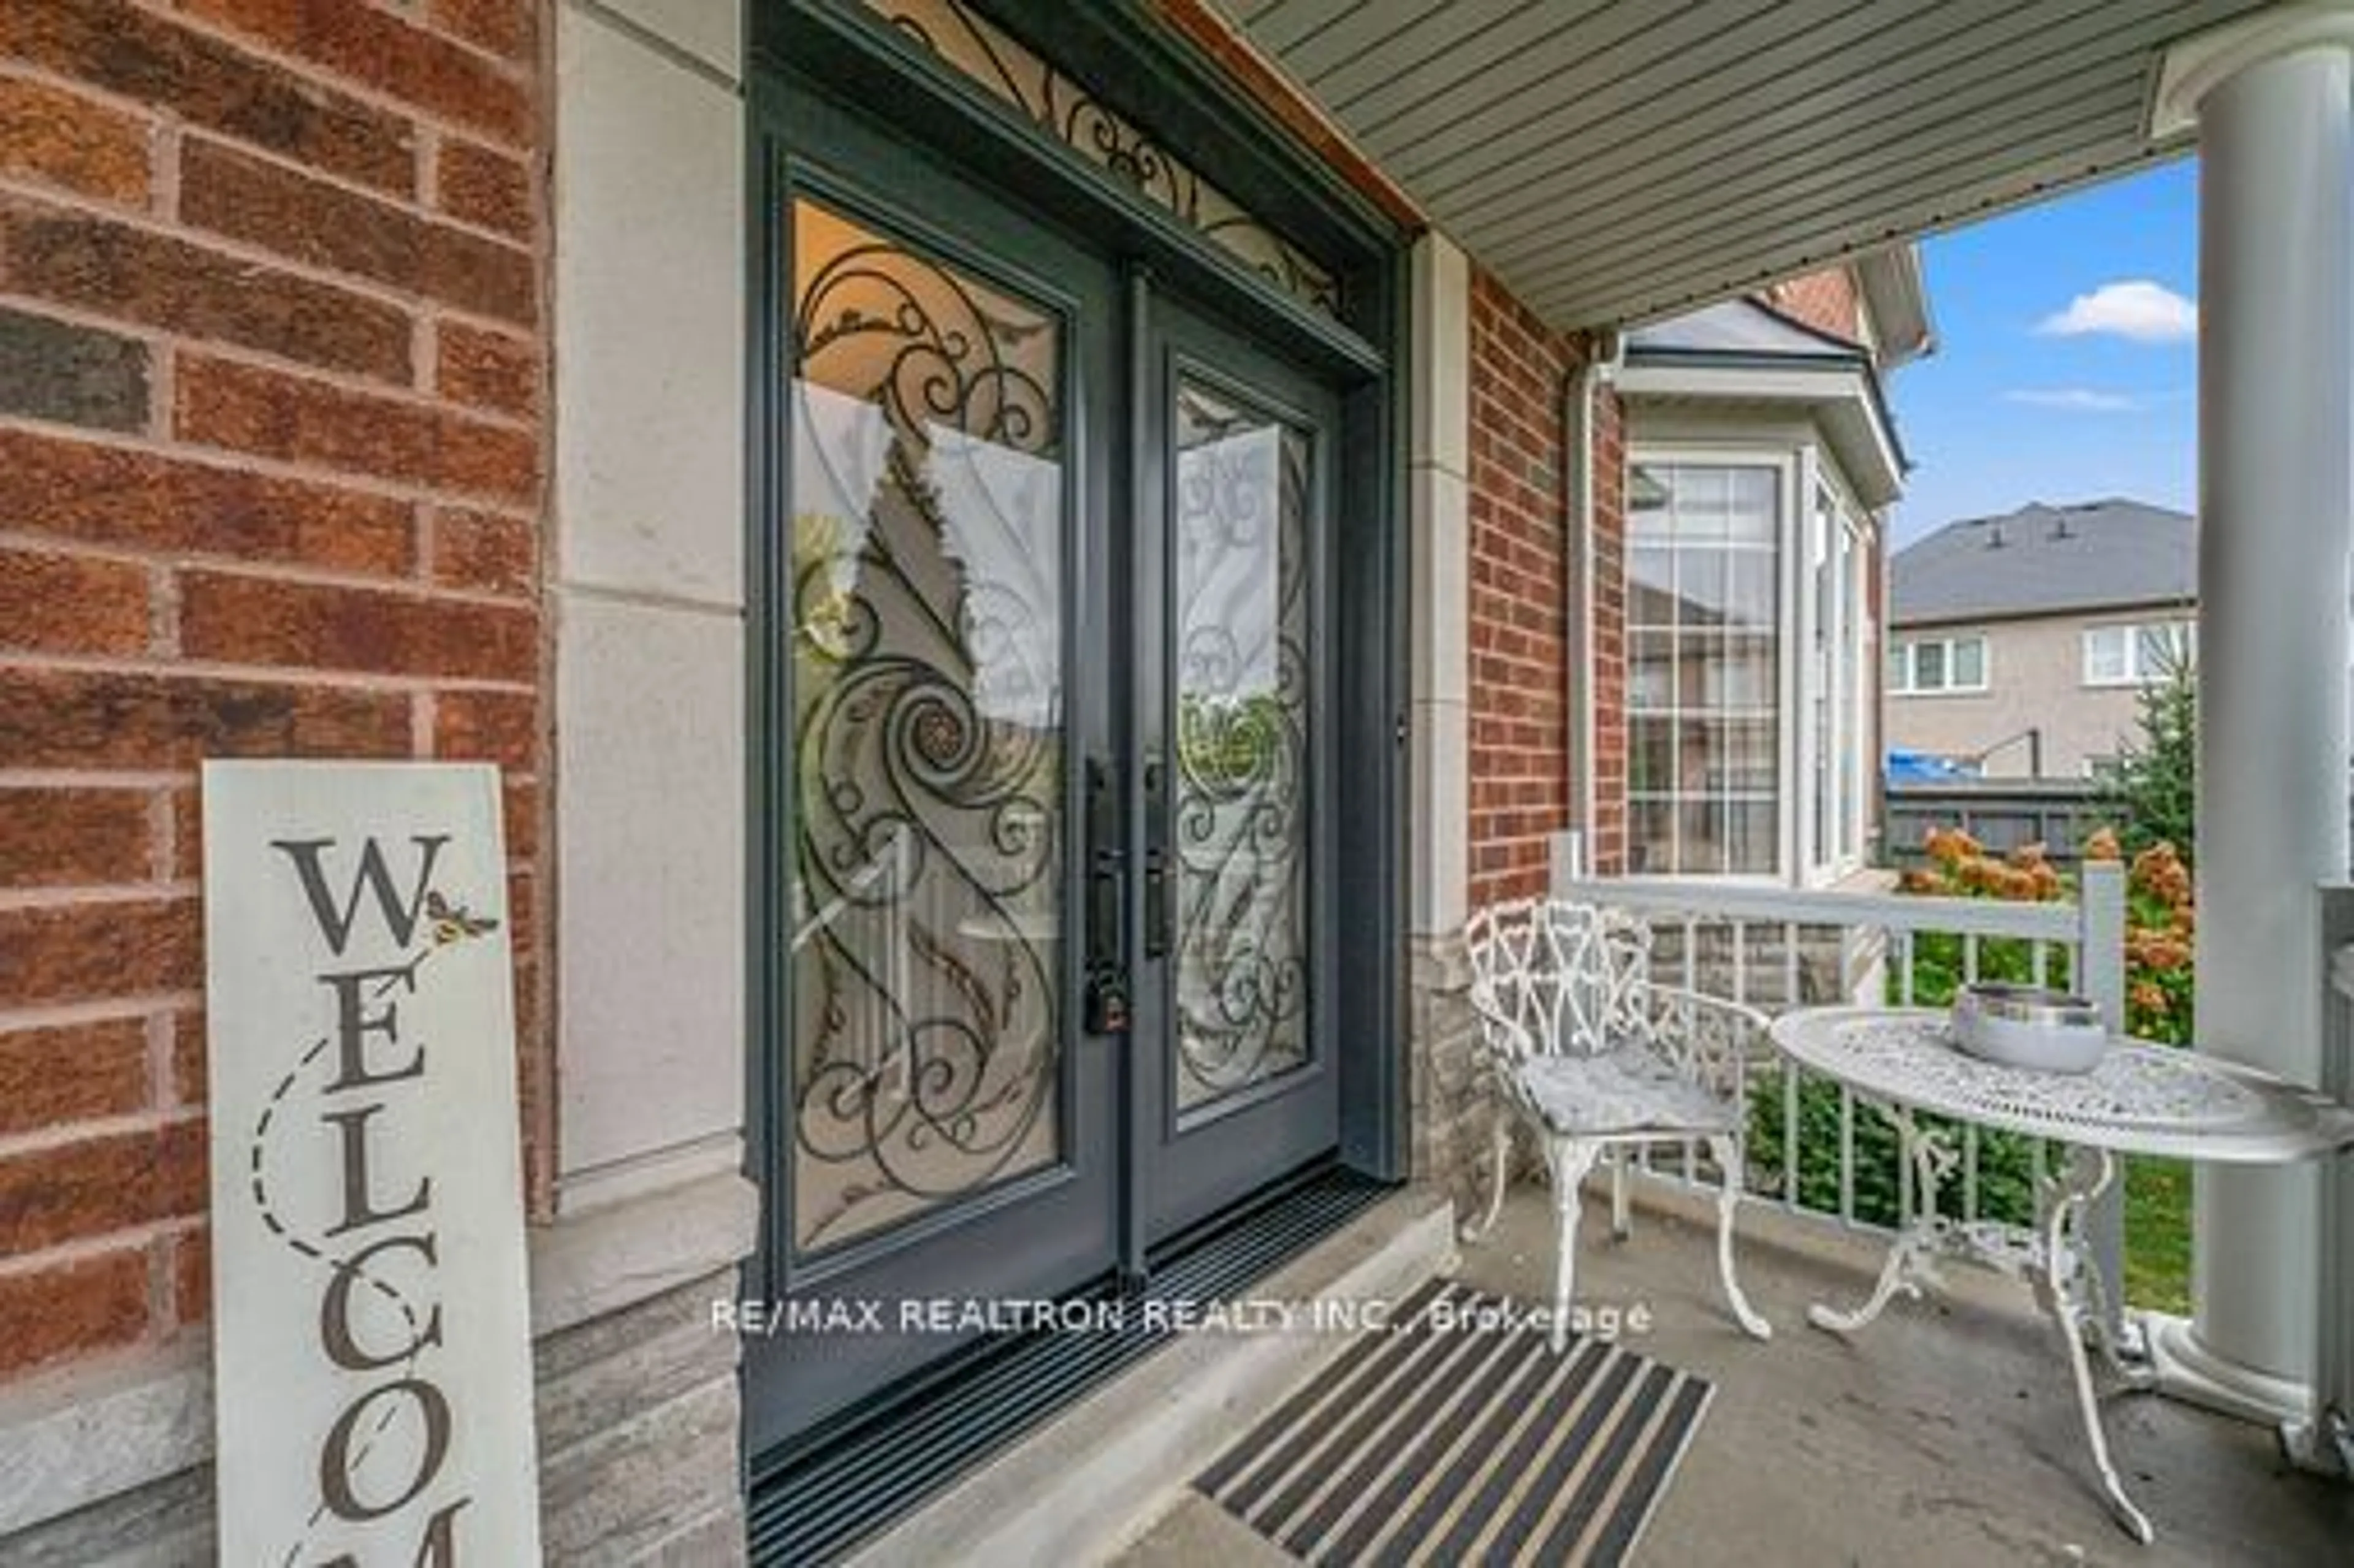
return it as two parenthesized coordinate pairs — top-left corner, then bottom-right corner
(0, 1175), (757, 1567)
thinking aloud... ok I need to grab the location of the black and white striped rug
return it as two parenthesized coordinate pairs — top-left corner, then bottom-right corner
(1194, 1279), (1712, 1567)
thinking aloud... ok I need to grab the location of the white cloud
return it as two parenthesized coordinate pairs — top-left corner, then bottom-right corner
(2036, 280), (2197, 343)
(2003, 387), (2143, 412)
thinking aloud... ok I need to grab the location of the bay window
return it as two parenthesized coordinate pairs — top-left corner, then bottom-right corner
(1626, 452), (1876, 883)
(1626, 461), (1782, 876)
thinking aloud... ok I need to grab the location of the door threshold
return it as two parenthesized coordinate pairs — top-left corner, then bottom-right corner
(745, 1168), (1450, 1566)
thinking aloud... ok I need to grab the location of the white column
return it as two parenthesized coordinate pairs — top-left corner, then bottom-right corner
(2147, 9), (2354, 1420)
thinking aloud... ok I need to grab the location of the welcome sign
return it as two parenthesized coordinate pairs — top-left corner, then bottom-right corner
(203, 761), (542, 1565)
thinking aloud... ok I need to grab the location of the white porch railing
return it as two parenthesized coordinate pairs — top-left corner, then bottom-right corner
(2304, 884), (2354, 1475)
(1551, 839), (2130, 1330)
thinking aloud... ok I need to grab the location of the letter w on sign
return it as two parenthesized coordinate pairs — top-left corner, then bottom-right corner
(203, 762), (542, 1567)
(269, 835), (452, 956)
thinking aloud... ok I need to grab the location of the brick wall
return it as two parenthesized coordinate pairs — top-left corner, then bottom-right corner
(1466, 265), (1625, 905)
(1766, 265), (1864, 345)
(0, 0), (547, 1384)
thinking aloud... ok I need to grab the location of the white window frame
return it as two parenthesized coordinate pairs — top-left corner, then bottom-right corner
(1805, 465), (1872, 883)
(1622, 446), (1797, 885)
(1622, 443), (1880, 888)
(2082, 618), (2194, 687)
(1888, 633), (1990, 695)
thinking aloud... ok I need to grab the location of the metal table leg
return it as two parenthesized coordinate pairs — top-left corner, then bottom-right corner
(1807, 1105), (1952, 1334)
(1805, 1114), (2157, 1543)
(2038, 1146), (2155, 1544)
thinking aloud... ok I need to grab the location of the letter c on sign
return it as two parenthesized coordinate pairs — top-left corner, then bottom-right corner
(321, 1232), (444, 1371)
(319, 1377), (453, 1523)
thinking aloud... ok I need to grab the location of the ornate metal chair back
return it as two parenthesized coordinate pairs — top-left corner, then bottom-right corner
(1465, 898), (1653, 1065)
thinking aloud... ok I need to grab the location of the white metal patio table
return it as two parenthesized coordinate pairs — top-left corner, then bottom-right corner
(1768, 1005), (2354, 1545)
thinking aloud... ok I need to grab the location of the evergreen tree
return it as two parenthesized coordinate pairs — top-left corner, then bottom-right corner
(2097, 647), (2196, 860)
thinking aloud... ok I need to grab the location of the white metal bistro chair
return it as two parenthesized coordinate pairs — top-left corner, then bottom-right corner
(1463, 897), (1773, 1348)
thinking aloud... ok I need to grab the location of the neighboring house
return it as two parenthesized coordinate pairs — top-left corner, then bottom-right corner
(1887, 501), (2197, 778)
(1603, 258), (1932, 885)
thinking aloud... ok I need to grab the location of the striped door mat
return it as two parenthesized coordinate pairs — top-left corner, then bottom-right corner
(1194, 1279), (1712, 1567)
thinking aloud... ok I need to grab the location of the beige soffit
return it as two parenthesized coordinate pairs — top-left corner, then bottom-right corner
(1212, 0), (2272, 329)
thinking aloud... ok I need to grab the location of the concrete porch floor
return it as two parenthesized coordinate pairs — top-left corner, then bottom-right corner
(1116, 1181), (2352, 1567)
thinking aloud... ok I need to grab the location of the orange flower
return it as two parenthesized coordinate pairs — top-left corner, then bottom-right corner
(2130, 981), (2171, 1017)
(2082, 827), (2124, 863)
(2131, 843), (2193, 909)
(2005, 842), (2049, 869)
(2128, 932), (2193, 973)
(1924, 825), (1983, 869)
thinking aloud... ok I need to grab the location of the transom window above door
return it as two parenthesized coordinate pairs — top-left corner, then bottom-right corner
(863, 0), (1343, 318)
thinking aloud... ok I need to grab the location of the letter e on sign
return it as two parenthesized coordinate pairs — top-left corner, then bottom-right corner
(204, 762), (542, 1565)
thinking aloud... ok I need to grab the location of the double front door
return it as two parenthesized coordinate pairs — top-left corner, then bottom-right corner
(747, 136), (1344, 1452)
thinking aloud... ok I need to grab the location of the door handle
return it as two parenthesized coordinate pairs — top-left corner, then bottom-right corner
(1084, 756), (1130, 1034)
(1141, 751), (1172, 961)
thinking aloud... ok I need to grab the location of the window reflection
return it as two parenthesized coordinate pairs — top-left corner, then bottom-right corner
(785, 199), (1067, 1250)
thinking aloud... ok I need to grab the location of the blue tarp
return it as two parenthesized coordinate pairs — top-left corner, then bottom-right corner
(1886, 748), (1976, 783)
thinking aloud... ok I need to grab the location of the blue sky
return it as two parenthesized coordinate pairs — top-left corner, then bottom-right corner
(1884, 159), (2198, 547)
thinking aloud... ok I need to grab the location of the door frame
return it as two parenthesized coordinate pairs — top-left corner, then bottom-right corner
(744, 0), (1414, 1445)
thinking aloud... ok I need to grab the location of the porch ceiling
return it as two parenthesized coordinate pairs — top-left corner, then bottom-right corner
(1210, 0), (2271, 329)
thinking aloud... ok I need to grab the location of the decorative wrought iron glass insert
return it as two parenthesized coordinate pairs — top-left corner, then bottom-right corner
(1172, 379), (1311, 1109)
(787, 197), (1067, 1250)
(864, 0), (1343, 320)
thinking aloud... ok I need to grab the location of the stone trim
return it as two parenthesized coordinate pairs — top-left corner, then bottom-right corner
(0, 1169), (758, 1553)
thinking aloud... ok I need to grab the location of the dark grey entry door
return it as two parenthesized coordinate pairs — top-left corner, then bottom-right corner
(745, 143), (1126, 1456)
(747, 101), (1350, 1456)
(1130, 297), (1343, 1242)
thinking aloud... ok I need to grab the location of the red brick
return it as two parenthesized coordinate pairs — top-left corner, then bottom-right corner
(0, 1117), (205, 1253)
(435, 137), (531, 241)
(0, 1016), (150, 1136)
(433, 688), (536, 767)
(170, 789), (200, 883)
(0, 72), (151, 205)
(176, 355), (539, 503)
(427, 0), (536, 62)
(0, 1247), (149, 1379)
(0, 427), (414, 577)
(183, 0), (533, 147)
(0, 304), (150, 432)
(0, 0), (414, 195)
(181, 139), (536, 325)
(0, 199), (413, 382)
(171, 1007), (205, 1106)
(171, 1226), (208, 1327)
(0, 668), (411, 769)
(0, 897), (200, 1010)
(434, 321), (538, 416)
(501, 777), (536, 859)
(0, 547), (149, 655)
(178, 571), (537, 682)
(0, 788), (154, 889)
(429, 504), (536, 595)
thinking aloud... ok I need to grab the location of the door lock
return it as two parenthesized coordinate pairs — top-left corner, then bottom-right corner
(1084, 756), (1131, 1035)
(1141, 751), (1172, 961)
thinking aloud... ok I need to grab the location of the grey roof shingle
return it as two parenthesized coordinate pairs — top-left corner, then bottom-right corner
(1889, 500), (2195, 625)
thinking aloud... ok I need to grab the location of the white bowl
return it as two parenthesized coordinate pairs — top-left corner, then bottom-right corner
(1951, 984), (2109, 1074)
